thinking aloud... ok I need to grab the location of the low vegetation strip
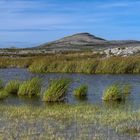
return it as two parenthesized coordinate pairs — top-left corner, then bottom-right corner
(1, 53), (140, 74)
(28, 56), (140, 74)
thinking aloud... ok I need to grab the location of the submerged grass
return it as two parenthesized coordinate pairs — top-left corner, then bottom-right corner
(74, 85), (88, 98)
(122, 84), (132, 95)
(18, 78), (41, 98)
(0, 104), (140, 139)
(5, 80), (21, 95)
(43, 79), (71, 102)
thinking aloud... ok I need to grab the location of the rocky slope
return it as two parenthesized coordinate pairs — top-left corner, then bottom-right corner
(38, 33), (107, 50)
(36, 33), (140, 52)
(1, 33), (140, 57)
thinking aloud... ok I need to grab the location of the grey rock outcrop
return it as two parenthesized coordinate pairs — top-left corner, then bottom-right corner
(104, 46), (140, 57)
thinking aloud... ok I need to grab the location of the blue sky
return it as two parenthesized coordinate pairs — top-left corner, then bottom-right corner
(0, 0), (140, 47)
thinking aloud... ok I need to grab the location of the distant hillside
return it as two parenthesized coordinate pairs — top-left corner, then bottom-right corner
(35, 33), (140, 51)
(0, 33), (140, 57)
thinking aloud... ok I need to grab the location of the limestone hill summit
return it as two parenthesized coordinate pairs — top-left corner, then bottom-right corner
(38, 33), (107, 49)
(36, 32), (140, 51)
(51, 32), (106, 43)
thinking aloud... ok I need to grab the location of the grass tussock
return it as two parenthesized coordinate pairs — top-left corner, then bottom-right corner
(5, 80), (21, 95)
(0, 80), (4, 89)
(0, 90), (8, 99)
(102, 84), (131, 101)
(43, 79), (71, 102)
(18, 78), (41, 97)
(74, 85), (88, 97)
(0, 80), (8, 99)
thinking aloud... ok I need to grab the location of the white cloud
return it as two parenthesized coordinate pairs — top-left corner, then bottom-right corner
(0, 0), (75, 30)
(0, 0), (140, 43)
(97, 1), (140, 9)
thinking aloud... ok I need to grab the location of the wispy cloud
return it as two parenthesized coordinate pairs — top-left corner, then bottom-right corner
(97, 3), (129, 8)
(0, 0), (140, 45)
(0, 0), (107, 31)
(96, 1), (140, 8)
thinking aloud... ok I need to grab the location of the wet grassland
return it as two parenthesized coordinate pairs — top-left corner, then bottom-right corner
(0, 53), (140, 139)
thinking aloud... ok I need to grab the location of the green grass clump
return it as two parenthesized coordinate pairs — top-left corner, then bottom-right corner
(74, 85), (88, 97)
(102, 84), (130, 101)
(18, 78), (41, 97)
(5, 80), (21, 95)
(43, 79), (71, 102)
(0, 80), (4, 89)
(0, 90), (8, 100)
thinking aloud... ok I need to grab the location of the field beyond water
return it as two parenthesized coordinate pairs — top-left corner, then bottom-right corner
(1, 52), (140, 74)
(1, 53), (140, 139)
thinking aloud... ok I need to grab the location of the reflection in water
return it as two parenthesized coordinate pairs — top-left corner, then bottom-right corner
(0, 68), (140, 109)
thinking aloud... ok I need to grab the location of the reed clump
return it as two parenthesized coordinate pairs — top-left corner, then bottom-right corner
(0, 90), (8, 100)
(102, 84), (131, 101)
(43, 79), (71, 102)
(18, 78), (41, 97)
(0, 80), (4, 89)
(5, 80), (21, 95)
(74, 85), (88, 97)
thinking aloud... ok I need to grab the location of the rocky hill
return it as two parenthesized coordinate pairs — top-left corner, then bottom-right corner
(1, 33), (140, 57)
(36, 33), (140, 52)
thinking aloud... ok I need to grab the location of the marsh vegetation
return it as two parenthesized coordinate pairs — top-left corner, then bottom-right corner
(1, 53), (140, 74)
(5, 80), (21, 95)
(43, 79), (71, 102)
(102, 84), (131, 101)
(0, 72), (140, 140)
(0, 104), (140, 139)
(0, 68), (139, 139)
(74, 85), (88, 98)
(18, 78), (41, 98)
(0, 90), (8, 99)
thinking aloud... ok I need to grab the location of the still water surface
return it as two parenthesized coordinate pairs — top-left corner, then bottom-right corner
(0, 68), (140, 109)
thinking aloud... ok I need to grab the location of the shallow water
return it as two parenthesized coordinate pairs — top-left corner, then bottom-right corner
(1, 68), (140, 139)
(0, 68), (140, 109)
